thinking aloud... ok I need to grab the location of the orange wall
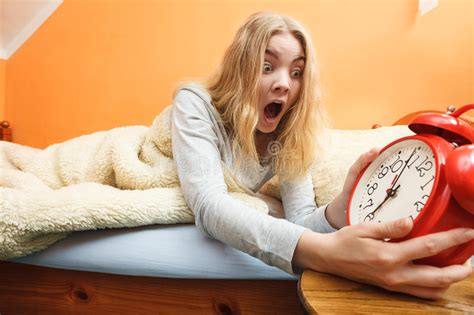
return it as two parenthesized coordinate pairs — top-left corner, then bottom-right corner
(0, 59), (5, 121)
(5, 0), (474, 148)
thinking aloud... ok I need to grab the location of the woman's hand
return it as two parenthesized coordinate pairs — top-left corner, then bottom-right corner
(293, 218), (474, 300)
(325, 147), (380, 229)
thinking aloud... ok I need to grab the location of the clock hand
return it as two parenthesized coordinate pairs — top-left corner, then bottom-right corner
(388, 174), (398, 192)
(364, 184), (400, 222)
(390, 147), (417, 189)
(363, 148), (416, 222)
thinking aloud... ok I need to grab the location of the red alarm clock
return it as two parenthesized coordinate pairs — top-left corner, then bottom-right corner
(347, 104), (474, 267)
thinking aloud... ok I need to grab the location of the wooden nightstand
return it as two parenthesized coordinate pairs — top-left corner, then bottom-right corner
(299, 270), (474, 314)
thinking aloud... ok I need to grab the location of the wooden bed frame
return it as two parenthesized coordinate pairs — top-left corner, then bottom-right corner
(0, 261), (305, 314)
(0, 107), (472, 314)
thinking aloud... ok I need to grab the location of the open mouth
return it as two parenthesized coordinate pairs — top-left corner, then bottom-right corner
(264, 101), (283, 120)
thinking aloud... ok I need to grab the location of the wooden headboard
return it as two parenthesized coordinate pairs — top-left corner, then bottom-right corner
(1, 120), (11, 142)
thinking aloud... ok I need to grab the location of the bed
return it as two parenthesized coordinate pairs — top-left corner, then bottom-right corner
(0, 108), (472, 314)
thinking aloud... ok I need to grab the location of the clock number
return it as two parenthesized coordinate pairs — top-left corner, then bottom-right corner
(364, 212), (375, 222)
(407, 154), (420, 169)
(389, 156), (404, 173)
(414, 156), (428, 176)
(415, 156), (433, 177)
(367, 183), (378, 196)
(421, 175), (434, 191)
(362, 198), (374, 210)
(413, 201), (424, 213)
(378, 166), (389, 179)
(413, 194), (429, 213)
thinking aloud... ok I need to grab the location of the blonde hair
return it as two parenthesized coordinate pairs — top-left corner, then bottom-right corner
(206, 11), (327, 182)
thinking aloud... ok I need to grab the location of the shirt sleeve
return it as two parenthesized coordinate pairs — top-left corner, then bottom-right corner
(171, 88), (308, 274)
(280, 173), (337, 233)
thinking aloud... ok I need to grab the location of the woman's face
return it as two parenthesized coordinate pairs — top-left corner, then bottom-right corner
(257, 31), (305, 134)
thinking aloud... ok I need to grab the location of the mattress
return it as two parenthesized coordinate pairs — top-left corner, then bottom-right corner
(12, 224), (473, 280)
(12, 224), (296, 280)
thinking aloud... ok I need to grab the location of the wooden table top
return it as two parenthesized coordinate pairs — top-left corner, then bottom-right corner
(299, 270), (474, 314)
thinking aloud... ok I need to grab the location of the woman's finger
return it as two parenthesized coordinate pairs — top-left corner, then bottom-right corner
(388, 261), (473, 288)
(465, 258), (472, 267)
(357, 217), (413, 240)
(381, 283), (448, 300)
(343, 147), (381, 195)
(394, 228), (474, 262)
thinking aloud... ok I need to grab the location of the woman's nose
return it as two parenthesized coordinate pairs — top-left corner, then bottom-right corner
(272, 71), (290, 93)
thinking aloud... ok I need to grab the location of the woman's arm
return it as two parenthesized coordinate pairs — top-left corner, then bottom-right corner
(171, 87), (309, 274)
(293, 218), (473, 299)
(280, 173), (337, 233)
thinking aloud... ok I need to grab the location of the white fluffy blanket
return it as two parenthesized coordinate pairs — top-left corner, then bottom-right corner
(0, 107), (269, 259)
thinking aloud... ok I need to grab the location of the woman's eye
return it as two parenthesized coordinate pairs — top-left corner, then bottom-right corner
(263, 64), (273, 73)
(291, 70), (303, 78)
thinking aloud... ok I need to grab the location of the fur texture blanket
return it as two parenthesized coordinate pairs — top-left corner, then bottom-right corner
(0, 107), (269, 259)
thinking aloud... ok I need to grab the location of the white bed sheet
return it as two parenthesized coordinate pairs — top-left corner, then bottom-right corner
(12, 224), (296, 280)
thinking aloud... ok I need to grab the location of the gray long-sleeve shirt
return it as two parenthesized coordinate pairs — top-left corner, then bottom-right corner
(171, 83), (336, 274)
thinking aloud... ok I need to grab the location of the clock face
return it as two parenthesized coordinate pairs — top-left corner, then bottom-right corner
(349, 139), (437, 224)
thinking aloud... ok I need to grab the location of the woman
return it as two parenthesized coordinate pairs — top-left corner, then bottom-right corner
(171, 11), (473, 299)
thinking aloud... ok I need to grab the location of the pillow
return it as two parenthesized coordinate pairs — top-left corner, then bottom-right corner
(260, 126), (414, 206)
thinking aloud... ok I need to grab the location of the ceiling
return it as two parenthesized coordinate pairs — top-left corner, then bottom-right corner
(0, 0), (63, 60)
